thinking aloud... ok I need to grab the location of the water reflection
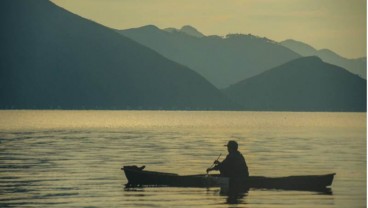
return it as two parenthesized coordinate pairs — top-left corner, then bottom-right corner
(124, 185), (333, 206)
(0, 111), (365, 208)
(220, 187), (249, 204)
(124, 186), (249, 205)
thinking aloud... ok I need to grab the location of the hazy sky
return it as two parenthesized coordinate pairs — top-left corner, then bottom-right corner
(52, 0), (366, 59)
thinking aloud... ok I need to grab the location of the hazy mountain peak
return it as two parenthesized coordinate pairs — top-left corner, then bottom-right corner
(180, 25), (205, 37)
(281, 39), (367, 79)
(225, 33), (277, 44)
(280, 39), (317, 56)
(137, 24), (161, 32)
(163, 25), (204, 38)
(282, 39), (314, 47)
(317, 48), (341, 58)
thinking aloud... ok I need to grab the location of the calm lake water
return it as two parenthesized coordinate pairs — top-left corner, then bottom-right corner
(0, 110), (366, 208)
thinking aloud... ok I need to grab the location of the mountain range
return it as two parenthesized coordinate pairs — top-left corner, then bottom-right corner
(0, 0), (235, 110)
(280, 39), (366, 79)
(119, 25), (301, 89)
(0, 0), (365, 112)
(120, 26), (366, 88)
(224, 56), (366, 112)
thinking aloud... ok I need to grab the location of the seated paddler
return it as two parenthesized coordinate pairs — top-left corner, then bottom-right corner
(206, 140), (249, 178)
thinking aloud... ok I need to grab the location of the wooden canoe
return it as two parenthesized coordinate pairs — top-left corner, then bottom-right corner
(122, 166), (335, 191)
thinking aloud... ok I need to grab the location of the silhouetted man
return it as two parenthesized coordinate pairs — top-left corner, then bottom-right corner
(207, 140), (249, 178)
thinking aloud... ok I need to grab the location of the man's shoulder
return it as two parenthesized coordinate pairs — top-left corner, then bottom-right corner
(228, 151), (244, 158)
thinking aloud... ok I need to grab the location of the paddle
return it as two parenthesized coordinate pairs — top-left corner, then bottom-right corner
(206, 153), (221, 176)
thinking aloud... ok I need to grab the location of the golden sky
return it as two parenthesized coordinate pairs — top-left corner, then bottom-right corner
(52, 0), (366, 59)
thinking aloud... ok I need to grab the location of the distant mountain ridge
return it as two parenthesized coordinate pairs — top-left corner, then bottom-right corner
(119, 25), (301, 88)
(164, 25), (205, 38)
(280, 39), (366, 79)
(0, 0), (236, 110)
(224, 56), (366, 112)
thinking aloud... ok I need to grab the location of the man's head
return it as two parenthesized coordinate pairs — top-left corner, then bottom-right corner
(225, 140), (238, 152)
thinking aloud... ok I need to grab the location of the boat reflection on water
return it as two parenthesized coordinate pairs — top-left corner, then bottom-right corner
(219, 186), (249, 205)
(124, 184), (333, 206)
(218, 186), (333, 205)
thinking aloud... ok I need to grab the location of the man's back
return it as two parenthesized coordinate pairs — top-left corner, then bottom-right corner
(215, 151), (249, 178)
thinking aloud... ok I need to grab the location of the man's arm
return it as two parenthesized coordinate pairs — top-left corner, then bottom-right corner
(206, 156), (228, 173)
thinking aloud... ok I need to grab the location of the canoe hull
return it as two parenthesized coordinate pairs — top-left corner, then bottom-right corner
(122, 166), (335, 191)
(123, 166), (229, 187)
(246, 174), (334, 190)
